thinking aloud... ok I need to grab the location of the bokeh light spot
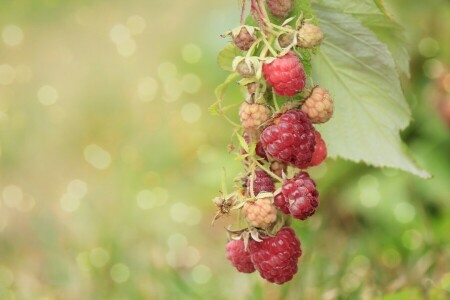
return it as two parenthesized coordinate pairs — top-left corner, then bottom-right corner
(67, 179), (88, 198)
(84, 144), (112, 170)
(110, 24), (130, 44)
(423, 59), (444, 79)
(191, 265), (211, 284)
(38, 85), (59, 106)
(116, 38), (136, 57)
(181, 103), (202, 123)
(394, 202), (416, 223)
(127, 15), (146, 35)
(163, 78), (183, 102)
(358, 175), (380, 208)
(167, 233), (188, 250)
(418, 37), (439, 57)
(0, 64), (15, 85)
(170, 202), (190, 223)
(181, 74), (202, 94)
(90, 248), (110, 268)
(2, 25), (24, 47)
(60, 193), (81, 212)
(138, 77), (158, 102)
(2, 185), (23, 208)
(136, 190), (156, 209)
(110, 263), (130, 283)
(182, 44), (203, 64)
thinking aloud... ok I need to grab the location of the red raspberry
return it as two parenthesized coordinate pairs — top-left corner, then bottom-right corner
(301, 87), (334, 124)
(243, 132), (267, 160)
(243, 198), (277, 228)
(262, 52), (306, 96)
(226, 239), (255, 273)
(249, 227), (302, 284)
(298, 131), (328, 168)
(233, 27), (256, 51)
(247, 169), (274, 196)
(281, 172), (319, 220)
(274, 193), (290, 214)
(239, 102), (271, 131)
(260, 110), (316, 168)
(266, 0), (293, 18)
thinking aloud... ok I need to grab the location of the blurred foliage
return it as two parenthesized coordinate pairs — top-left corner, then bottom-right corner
(0, 0), (449, 299)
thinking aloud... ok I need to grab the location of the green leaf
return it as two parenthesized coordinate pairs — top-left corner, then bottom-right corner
(310, 3), (430, 178)
(312, 0), (410, 77)
(217, 43), (242, 72)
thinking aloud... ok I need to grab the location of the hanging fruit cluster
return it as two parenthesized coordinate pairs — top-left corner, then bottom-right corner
(212, 0), (334, 284)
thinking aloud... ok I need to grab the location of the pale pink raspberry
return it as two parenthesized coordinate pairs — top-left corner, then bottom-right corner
(301, 87), (334, 124)
(239, 102), (271, 131)
(242, 198), (277, 228)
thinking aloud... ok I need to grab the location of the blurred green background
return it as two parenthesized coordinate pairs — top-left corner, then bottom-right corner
(0, 0), (449, 299)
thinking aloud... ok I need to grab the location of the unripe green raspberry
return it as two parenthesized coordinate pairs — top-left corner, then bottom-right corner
(301, 87), (334, 124)
(236, 61), (255, 78)
(239, 102), (271, 131)
(242, 198), (277, 228)
(297, 23), (324, 48)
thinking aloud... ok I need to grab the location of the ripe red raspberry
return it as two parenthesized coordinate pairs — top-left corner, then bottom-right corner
(232, 27), (256, 51)
(239, 102), (271, 131)
(297, 23), (324, 48)
(274, 193), (290, 214)
(249, 227), (302, 284)
(298, 131), (328, 168)
(247, 169), (274, 196)
(301, 87), (334, 124)
(266, 0), (293, 18)
(226, 239), (255, 273)
(281, 172), (319, 220)
(260, 110), (316, 168)
(262, 52), (306, 96)
(242, 198), (277, 228)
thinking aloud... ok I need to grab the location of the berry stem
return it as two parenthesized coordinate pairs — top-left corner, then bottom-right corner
(252, 158), (283, 182)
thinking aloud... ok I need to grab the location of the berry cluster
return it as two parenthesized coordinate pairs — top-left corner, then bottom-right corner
(213, 0), (334, 284)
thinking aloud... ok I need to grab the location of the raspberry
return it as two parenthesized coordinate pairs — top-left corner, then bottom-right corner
(243, 132), (267, 160)
(297, 23), (324, 48)
(277, 26), (295, 48)
(270, 161), (287, 178)
(242, 198), (277, 228)
(274, 193), (290, 214)
(236, 60), (256, 78)
(260, 110), (316, 168)
(247, 169), (274, 196)
(226, 239), (255, 273)
(239, 102), (271, 131)
(233, 27), (256, 51)
(281, 172), (319, 220)
(249, 227), (302, 284)
(262, 52), (306, 96)
(298, 131), (327, 168)
(266, 0), (293, 18)
(301, 87), (334, 124)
